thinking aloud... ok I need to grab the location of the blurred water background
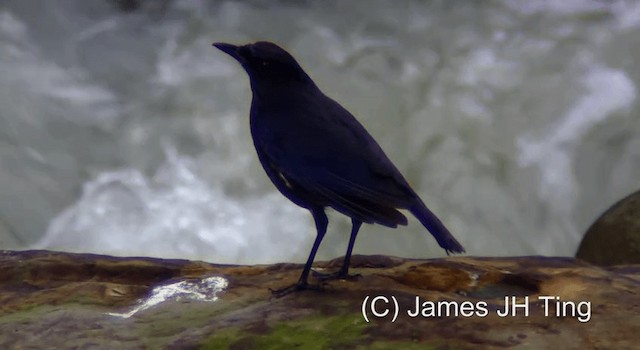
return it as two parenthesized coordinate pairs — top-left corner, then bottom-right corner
(1, 0), (639, 264)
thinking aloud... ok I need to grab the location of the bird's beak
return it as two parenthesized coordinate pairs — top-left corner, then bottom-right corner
(213, 42), (242, 61)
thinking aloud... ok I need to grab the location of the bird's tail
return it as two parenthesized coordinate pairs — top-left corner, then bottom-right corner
(409, 199), (465, 255)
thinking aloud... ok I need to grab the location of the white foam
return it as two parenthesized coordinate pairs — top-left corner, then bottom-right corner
(517, 66), (637, 206)
(508, 0), (609, 16)
(37, 146), (310, 264)
(107, 276), (228, 319)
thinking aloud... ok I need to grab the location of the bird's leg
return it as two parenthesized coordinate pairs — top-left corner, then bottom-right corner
(271, 208), (328, 297)
(339, 219), (362, 277)
(315, 219), (363, 281)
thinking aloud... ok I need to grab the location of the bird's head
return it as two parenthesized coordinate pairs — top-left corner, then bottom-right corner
(213, 41), (315, 92)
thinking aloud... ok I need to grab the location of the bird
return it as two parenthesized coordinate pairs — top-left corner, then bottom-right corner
(213, 41), (464, 295)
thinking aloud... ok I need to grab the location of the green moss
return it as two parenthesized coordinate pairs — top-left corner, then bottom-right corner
(364, 341), (435, 350)
(0, 304), (61, 324)
(136, 301), (232, 348)
(200, 313), (369, 349)
(199, 328), (239, 350)
(200, 314), (441, 349)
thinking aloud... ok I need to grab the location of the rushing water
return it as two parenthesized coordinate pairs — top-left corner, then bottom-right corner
(1, 0), (639, 263)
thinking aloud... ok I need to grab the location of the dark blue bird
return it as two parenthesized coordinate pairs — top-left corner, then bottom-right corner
(213, 41), (464, 294)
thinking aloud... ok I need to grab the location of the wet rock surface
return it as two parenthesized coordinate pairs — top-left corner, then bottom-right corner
(1, 250), (639, 349)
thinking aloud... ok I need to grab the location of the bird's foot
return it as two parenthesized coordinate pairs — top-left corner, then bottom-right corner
(269, 281), (323, 298)
(312, 269), (362, 282)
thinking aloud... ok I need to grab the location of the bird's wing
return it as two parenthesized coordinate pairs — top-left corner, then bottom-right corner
(256, 95), (417, 225)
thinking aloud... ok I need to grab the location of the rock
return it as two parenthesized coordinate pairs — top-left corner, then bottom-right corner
(577, 189), (640, 266)
(0, 250), (638, 349)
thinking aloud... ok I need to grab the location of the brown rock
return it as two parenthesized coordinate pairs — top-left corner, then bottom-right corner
(0, 250), (638, 349)
(577, 189), (640, 266)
